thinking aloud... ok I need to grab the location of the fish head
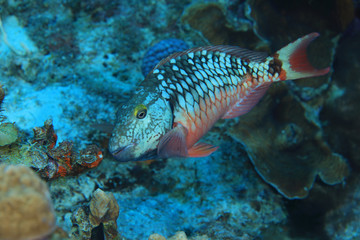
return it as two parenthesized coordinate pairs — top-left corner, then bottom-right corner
(109, 90), (173, 161)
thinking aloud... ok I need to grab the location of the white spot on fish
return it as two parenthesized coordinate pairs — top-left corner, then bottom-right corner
(231, 75), (238, 85)
(204, 69), (213, 77)
(176, 83), (183, 93)
(195, 71), (203, 80)
(220, 61), (226, 69)
(208, 90), (216, 103)
(180, 69), (187, 75)
(196, 85), (204, 98)
(172, 65), (179, 71)
(202, 63), (210, 70)
(210, 77), (219, 87)
(201, 57), (206, 63)
(202, 50), (207, 55)
(191, 87), (199, 102)
(199, 70), (208, 79)
(185, 76), (193, 86)
(215, 68), (224, 75)
(200, 82), (208, 92)
(161, 81), (167, 87)
(162, 91), (170, 99)
(170, 84), (176, 90)
(178, 94), (186, 109)
(205, 79), (214, 91)
(188, 52), (194, 59)
(188, 58), (194, 65)
(180, 80), (190, 91)
(207, 61), (215, 71)
(225, 61), (231, 68)
(195, 63), (202, 70)
(215, 76), (224, 87)
(158, 74), (164, 80)
(170, 59), (176, 64)
(153, 69), (160, 74)
(186, 91), (194, 105)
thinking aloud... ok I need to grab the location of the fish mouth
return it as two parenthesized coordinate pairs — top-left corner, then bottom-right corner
(110, 144), (133, 161)
(110, 143), (158, 162)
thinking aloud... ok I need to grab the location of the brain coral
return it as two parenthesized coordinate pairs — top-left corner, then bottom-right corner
(0, 164), (56, 240)
(141, 39), (189, 76)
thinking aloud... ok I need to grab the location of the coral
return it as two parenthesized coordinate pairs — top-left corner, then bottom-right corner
(0, 122), (18, 146)
(0, 164), (56, 240)
(141, 39), (189, 76)
(149, 233), (167, 240)
(71, 189), (121, 240)
(0, 119), (103, 179)
(321, 32), (360, 169)
(324, 176), (360, 239)
(181, 2), (264, 49)
(31, 119), (103, 179)
(89, 189), (120, 225)
(227, 84), (349, 199)
(149, 231), (210, 240)
(168, 231), (188, 240)
(0, 84), (18, 146)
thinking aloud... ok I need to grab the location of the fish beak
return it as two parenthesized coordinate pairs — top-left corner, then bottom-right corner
(110, 144), (133, 161)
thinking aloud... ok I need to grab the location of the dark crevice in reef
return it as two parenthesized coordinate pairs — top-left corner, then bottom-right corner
(284, 184), (339, 240)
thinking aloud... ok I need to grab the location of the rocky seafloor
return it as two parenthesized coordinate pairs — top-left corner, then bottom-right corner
(0, 0), (359, 239)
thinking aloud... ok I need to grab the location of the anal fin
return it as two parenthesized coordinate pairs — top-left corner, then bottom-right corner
(222, 82), (271, 119)
(188, 142), (218, 157)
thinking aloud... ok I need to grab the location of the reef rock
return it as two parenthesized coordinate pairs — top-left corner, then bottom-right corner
(0, 164), (56, 240)
(227, 84), (349, 199)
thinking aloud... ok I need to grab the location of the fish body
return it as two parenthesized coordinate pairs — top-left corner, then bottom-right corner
(109, 33), (329, 161)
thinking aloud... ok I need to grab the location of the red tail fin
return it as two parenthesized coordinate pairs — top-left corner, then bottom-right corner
(274, 33), (330, 81)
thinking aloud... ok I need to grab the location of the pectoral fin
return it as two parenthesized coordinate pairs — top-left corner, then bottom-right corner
(188, 142), (218, 157)
(157, 123), (188, 158)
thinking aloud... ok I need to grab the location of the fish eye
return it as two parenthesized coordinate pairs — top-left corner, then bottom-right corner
(136, 109), (147, 119)
(134, 104), (147, 119)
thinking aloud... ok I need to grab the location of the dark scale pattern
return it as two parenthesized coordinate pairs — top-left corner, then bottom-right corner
(157, 50), (246, 117)
(145, 47), (276, 125)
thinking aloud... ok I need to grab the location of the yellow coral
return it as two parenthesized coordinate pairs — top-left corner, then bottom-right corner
(0, 164), (56, 240)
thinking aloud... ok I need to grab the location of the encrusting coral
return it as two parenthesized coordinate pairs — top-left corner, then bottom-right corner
(149, 231), (210, 240)
(0, 164), (56, 240)
(0, 84), (18, 146)
(71, 188), (121, 239)
(227, 84), (349, 199)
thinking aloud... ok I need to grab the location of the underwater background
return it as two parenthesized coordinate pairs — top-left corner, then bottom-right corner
(0, 0), (359, 239)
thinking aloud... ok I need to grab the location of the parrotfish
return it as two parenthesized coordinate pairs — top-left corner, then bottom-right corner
(109, 33), (329, 161)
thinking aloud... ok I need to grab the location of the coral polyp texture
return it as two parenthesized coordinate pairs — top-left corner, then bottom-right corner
(0, 164), (56, 240)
